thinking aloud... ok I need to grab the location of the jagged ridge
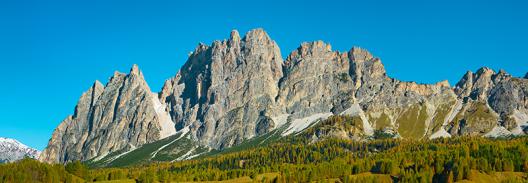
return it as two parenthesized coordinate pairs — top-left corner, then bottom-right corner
(0, 137), (40, 163)
(40, 28), (528, 164)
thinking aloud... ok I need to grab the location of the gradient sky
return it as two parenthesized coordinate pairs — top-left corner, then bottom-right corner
(0, 0), (527, 150)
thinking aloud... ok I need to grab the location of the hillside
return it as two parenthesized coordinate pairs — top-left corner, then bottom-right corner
(2, 116), (528, 182)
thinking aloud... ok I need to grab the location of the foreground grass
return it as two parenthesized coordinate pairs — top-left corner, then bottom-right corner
(90, 171), (525, 183)
(94, 179), (136, 183)
(456, 170), (527, 183)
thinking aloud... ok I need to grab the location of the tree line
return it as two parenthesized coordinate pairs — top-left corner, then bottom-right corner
(1, 115), (527, 182)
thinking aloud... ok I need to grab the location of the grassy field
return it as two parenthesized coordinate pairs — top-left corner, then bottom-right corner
(86, 131), (208, 167)
(456, 170), (527, 183)
(94, 179), (136, 183)
(179, 173), (280, 183)
(397, 104), (428, 139)
(91, 171), (526, 183)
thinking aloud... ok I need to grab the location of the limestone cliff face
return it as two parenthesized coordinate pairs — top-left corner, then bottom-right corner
(40, 65), (175, 163)
(450, 68), (528, 136)
(159, 28), (527, 147)
(42, 28), (528, 164)
(159, 29), (284, 148)
(277, 41), (354, 118)
(275, 42), (458, 139)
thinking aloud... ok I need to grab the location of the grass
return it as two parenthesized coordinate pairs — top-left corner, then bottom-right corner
(181, 177), (253, 183)
(180, 173), (279, 183)
(429, 101), (455, 133)
(450, 101), (498, 135)
(151, 136), (208, 162)
(108, 135), (183, 167)
(179, 172), (280, 183)
(371, 112), (392, 130)
(397, 104), (428, 139)
(456, 170), (527, 183)
(255, 172), (280, 182)
(86, 148), (131, 167)
(92, 171), (526, 183)
(344, 172), (393, 183)
(109, 133), (200, 167)
(86, 130), (202, 167)
(464, 102), (497, 127)
(203, 124), (288, 158)
(94, 179), (136, 183)
(299, 115), (367, 140)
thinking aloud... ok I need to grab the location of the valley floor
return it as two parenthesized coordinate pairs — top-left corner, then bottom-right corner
(90, 171), (525, 183)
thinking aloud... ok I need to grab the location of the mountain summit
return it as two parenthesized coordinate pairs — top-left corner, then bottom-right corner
(0, 137), (40, 163)
(40, 28), (528, 165)
(39, 65), (176, 163)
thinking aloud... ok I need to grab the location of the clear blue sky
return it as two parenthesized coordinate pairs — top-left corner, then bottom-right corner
(0, 0), (527, 150)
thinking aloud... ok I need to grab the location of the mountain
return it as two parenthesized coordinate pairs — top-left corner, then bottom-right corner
(0, 137), (40, 163)
(39, 65), (176, 163)
(40, 28), (528, 165)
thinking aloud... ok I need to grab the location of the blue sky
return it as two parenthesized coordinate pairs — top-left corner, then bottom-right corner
(0, 0), (527, 150)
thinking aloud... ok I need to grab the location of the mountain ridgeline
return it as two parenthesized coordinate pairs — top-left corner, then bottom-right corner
(39, 28), (528, 165)
(0, 137), (40, 163)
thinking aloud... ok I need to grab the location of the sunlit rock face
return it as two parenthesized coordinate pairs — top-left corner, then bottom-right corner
(159, 29), (284, 149)
(40, 65), (175, 163)
(42, 28), (528, 164)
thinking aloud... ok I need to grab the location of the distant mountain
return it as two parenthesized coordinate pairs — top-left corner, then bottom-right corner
(39, 28), (528, 166)
(0, 137), (40, 163)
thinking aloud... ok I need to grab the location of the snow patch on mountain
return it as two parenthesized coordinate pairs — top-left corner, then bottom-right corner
(282, 113), (333, 136)
(151, 93), (177, 139)
(173, 146), (197, 162)
(340, 104), (374, 136)
(271, 114), (290, 129)
(429, 128), (452, 139)
(483, 126), (513, 138)
(105, 144), (136, 163)
(444, 101), (463, 126)
(151, 127), (189, 159)
(0, 137), (40, 163)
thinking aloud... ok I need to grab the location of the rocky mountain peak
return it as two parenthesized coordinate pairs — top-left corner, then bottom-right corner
(40, 64), (173, 163)
(243, 28), (272, 45)
(350, 47), (374, 62)
(229, 30), (241, 44)
(525, 72), (528, 79)
(454, 71), (473, 96)
(194, 43), (210, 53)
(455, 67), (499, 100)
(498, 69), (508, 75)
(475, 66), (494, 76)
(158, 28), (284, 148)
(348, 47), (387, 87)
(130, 64), (141, 76)
(473, 67), (495, 85)
(72, 80), (104, 119)
(454, 67), (518, 101)
(0, 137), (40, 163)
(93, 80), (104, 88)
(286, 41), (334, 66)
(125, 64), (150, 92)
(436, 80), (451, 88)
(42, 28), (528, 165)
